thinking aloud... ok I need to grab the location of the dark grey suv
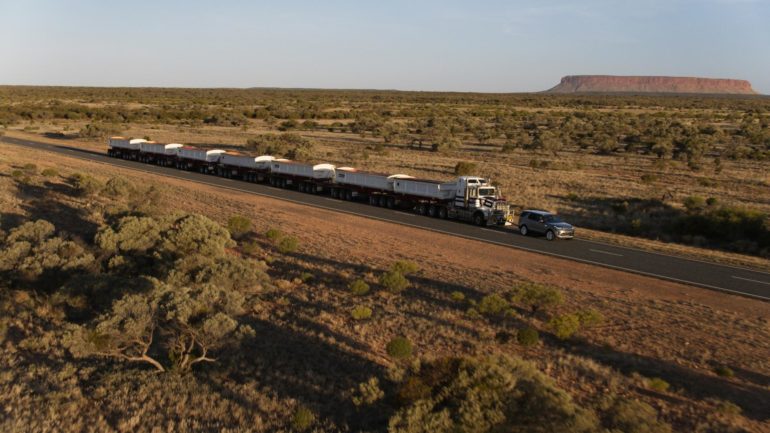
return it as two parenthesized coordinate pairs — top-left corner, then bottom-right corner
(518, 210), (575, 240)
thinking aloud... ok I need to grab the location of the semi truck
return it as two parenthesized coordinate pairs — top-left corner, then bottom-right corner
(106, 137), (513, 226)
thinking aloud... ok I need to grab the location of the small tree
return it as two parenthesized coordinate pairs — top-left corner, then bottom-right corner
(226, 215), (252, 239)
(386, 336), (413, 360)
(510, 282), (563, 314)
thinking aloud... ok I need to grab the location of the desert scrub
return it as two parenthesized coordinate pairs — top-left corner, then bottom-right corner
(450, 291), (465, 302)
(379, 269), (410, 293)
(265, 228), (282, 240)
(516, 327), (539, 346)
(291, 405), (315, 431)
(510, 282), (564, 314)
(386, 336), (413, 360)
(576, 308), (604, 327)
(226, 215), (252, 239)
(714, 365), (734, 378)
(350, 305), (373, 321)
(647, 377), (670, 392)
(349, 278), (370, 296)
(102, 176), (134, 199)
(69, 172), (102, 197)
(351, 377), (385, 406)
(277, 235), (299, 254)
(41, 167), (58, 177)
(549, 313), (581, 340)
(390, 259), (419, 275)
(477, 293), (510, 316)
(605, 398), (671, 433)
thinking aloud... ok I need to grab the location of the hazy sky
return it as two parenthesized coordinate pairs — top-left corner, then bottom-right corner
(0, 0), (768, 93)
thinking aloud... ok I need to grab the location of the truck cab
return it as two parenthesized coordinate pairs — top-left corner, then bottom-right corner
(451, 176), (512, 225)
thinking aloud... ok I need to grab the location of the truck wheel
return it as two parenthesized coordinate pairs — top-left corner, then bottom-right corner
(546, 230), (555, 241)
(473, 212), (485, 226)
(417, 204), (427, 215)
(520, 225), (528, 236)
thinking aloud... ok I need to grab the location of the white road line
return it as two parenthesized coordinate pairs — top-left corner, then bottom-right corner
(481, 228), (497, 232)
(732, 276), (770, 286)
(589, 248), (623, 257)
(324, 198), (339, 202)
(5, 139), (770, 302)
(395, 211), (416, 217)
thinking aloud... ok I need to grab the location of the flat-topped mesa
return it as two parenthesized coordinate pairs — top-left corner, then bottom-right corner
(546, 75), (757, 95)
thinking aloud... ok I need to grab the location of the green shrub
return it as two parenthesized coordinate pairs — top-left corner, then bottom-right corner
(706, 197), (718, 206)
(22, 163), (37, 173)
(640, 173), (658, 184)
(241, 240), (261, 255)
(226, 215), (252, 239)
(299, 272), (313, 282)
(351, 305), (373, 320)
(714, 366), (734, 378)
(391, 260), (419, 275)
(265, 228), (282, 240)
(477, 293), (510, 316)
(351, 377), (385, 406)
(454, 161), (477, 176)
(102, 177), (133, 198)
(605, 398), (671, 433)
(450, 291), (466, 302)
(386, 336), (413, 360)
(379, 270), (410, 293)
(349, 279), (370, 296)
(41, 168), (58, 177)
(510, 282), (563, 313)
(549, 313), (581, 340)
(517, 327), (539, 346)
(291, 406), (315, 431)
(277, 236), (299, 254)
(11, 169), (23, 179)
(69, 173), (102, 197)
(576, 308), (604, 327)
(647, 377), (670, 392)
(683, 195), (706, 211)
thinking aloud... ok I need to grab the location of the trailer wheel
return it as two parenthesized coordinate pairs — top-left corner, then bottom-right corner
(417, 204), (427, 215)
(438, 207), (448, 219)
(428, 205), (438, 217)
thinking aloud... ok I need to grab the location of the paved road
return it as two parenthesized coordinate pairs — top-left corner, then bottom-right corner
(3, 135), (770, 301)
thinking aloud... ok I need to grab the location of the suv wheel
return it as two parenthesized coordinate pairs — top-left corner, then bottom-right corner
(520, 225), (528, 236)
(546, 230), (555, 241)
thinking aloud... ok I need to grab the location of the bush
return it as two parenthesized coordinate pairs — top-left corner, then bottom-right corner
(379, 270), (410, 293)
(450, 291), (465, 302)
(351, 305), (373, 320)
(714, 366), (734, 378)
(69, 173), (102, 197)
(605, 398), (671, 433)
(349, 279), (370, 296)
(391, 260), (419, 275)
(510, 282), (563, 313)
(454, 161), (477, 176)
(226, 215), (252, 239)
(102, 177), (133, 198)
(41, 168), (58, 177)
(291, 406), (315, 432)
(647, 377), (670, 392)
(683, 195), (706, 212)
(549, 313), (581, 340)
(517, 327), (539, 346)
(576, 308), (604, 327)
(640, 174), (658, 184)
(265, 228), (282, 240)
(277, 235), (299, 254)
(23, 163), (37, 173)
(386, 336), (413, 360)
(241, 240), (261, 255)
(11, 169), (23, 179)
(477, 293), (510, 316)
(351, 377), (385, 406)
(706, 196), (718, 206)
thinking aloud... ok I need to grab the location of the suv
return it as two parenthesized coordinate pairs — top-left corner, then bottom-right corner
(518, 210), (574, 240)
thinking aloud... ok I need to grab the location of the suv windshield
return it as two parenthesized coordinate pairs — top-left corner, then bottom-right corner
(478, 187), (495, 196)
(543, 214), (563, 223)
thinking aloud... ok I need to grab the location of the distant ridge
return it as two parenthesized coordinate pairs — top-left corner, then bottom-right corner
(546, 75), (757, 95)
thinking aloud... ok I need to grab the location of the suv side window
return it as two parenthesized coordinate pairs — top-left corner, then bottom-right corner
(520, 212), (529, 220)
(528, 213), (540, 221)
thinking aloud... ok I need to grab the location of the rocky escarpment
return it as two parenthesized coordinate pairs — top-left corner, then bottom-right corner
(546, 75), (757, 95)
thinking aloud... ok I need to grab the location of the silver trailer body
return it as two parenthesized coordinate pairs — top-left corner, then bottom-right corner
(109, 137), (147, 150)
(335, 168), (413, 191)
(221, 153), (275, 169)
(178, 147), (226, 162)
(270, 161), (335, 180)
(392, 178), (457, 200)
(140, 142), (183, 155)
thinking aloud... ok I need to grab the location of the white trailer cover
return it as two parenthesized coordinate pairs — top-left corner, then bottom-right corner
(335, 167), (413, 192)
(109, 137), (147, 150)
(392, 178), (457, 200)
(220, 153), (275, 169)
(270, 161), (335, 180)
(178, 147), (226, 162)
(140, 142), (183, 155)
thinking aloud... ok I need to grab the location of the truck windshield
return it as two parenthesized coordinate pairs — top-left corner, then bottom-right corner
(478, 187), (495, 196)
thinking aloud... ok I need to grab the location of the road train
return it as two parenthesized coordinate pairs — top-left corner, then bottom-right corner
(107, 137), (513, 226)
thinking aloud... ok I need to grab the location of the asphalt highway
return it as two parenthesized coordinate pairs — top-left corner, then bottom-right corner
(3, 135), (770, 301)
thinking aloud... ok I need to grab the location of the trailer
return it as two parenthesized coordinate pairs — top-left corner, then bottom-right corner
(138, 142), (183, 166)
(218, 153), (275, 182)
(333, 167), (414, 204)
(108, 137), (147, 160)
(176, 147), (226, 173)
(269, 160), (335, 193)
